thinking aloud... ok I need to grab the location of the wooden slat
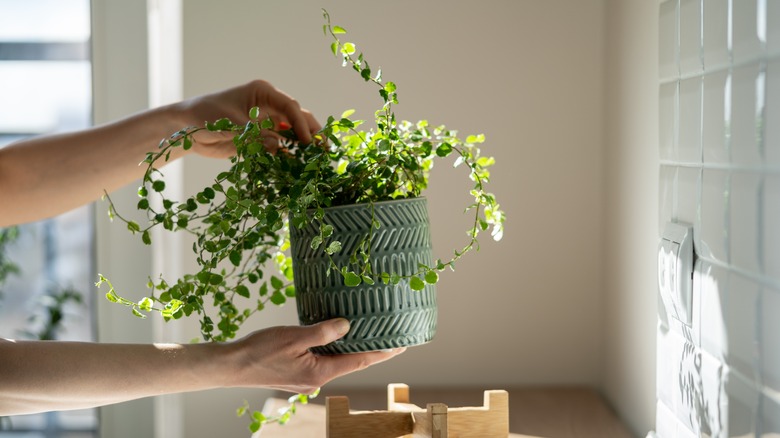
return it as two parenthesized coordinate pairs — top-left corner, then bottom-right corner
(325, 396), (413, 438)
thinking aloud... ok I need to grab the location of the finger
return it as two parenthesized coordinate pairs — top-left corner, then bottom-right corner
(302, 109), (322, 135)
(318, 348), (407, 380)
(283, 101), (314, 145)
(261, 85), (314, 144)
(296, 318), (351, 349)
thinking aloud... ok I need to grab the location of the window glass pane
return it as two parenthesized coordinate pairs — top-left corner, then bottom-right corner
(0, 61), (91, 134)
(0, 0), (90, 42)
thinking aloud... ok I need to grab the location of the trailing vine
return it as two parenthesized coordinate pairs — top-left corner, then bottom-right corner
(98, 10), (505, 432)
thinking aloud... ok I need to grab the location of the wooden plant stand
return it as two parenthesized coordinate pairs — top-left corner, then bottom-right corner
(325, 383), (510, 438)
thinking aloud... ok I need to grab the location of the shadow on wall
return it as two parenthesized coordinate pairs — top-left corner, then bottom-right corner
(657, 256), (780, 436)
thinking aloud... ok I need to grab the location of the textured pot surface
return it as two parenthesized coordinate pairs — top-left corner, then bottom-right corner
(290, 197), (437, 354)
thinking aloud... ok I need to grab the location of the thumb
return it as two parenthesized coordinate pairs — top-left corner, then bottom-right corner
(299, 318), (350, 348)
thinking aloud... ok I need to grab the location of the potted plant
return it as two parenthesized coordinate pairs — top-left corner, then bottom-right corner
(99, 4), (503, 381)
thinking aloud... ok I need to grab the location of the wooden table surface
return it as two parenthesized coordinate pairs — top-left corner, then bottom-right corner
(256, 386), (635, 438)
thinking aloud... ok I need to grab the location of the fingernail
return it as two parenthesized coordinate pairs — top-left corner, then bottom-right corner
(278, 121), (291, 130)
(335, 318), (350, 336)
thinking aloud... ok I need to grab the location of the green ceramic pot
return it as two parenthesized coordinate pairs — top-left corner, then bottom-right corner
(290, 197), (437, 354)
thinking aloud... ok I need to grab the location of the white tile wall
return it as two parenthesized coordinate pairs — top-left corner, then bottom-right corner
(766, 60), (780, 165)
(761, 393), (780, 436)
(762, 287), (780, 393)
(769, 0), (780, 57)
(697, 261), (727, 361)
(702, 70), (729, 163)
(730, 63), (763, 165)
(765, 175), (780, 282)
(679, 77), (703, 162)
(703, 0), (730, 70)
(658, 0), (780, 436)
(699, 170), (729, 262)
(681, 0), (704, 75)
(732, 0), (763, 65)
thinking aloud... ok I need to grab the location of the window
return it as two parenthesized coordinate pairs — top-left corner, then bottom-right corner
(0, 0), (98, 436)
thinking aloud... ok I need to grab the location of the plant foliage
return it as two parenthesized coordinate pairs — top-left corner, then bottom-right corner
(98, 10), (505, 432)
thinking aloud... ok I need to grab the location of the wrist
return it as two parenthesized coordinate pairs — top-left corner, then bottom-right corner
(208, 339), (250, 388)
(146, 103), (197, 160)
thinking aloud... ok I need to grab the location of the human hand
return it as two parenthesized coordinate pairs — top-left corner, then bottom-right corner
(227, 319), (405, 394)
(175, 80), (321, 158)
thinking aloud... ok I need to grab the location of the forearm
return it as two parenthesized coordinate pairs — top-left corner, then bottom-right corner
(0, 104), (191, 227)
(0, 338), (235, 415)
(0, 321), (405, 416)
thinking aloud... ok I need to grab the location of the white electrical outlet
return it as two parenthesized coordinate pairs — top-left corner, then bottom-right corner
(658, 222), (695, 326)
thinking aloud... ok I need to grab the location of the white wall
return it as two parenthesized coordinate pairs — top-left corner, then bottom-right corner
(90, 1), (646, 436)
(91, 0), (157, 436)
(602, 1), (659, 435)
(176, 1), (607, 436)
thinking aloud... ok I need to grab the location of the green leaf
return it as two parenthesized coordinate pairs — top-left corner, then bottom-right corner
(162, 299), (184, 318)
(341, 42), (356, 55)
(270, 276), (284, 290)
(141, 230), (152, 245)
(344, 272), (361, 287)
(330, 41), (338, 56)
(285, 286), (296, 297)
(270, 290), (286, 305)
(247, 142), (263, 155)
(249, 106), (260, 119)
(183, 136), (192, 151)
(127, 221), (141, 233)
(361, 275), (375, 285)
(138, 297), (154, 311)
(466, 133), (486, 143)
(209, 273), (223, 285)
(384, 82), (397, 93)
(332, 25), (347, 34)
(424, 270), (439, 284)
(229, 250), (242, 266)
(310, 235), (323, 250)
(152, 180), (166, 192)
(253, 411), (267, 423)
(436, 143), (453, 157)
(196, 271), (210, 284)
(235, 285), (250, 298)
(326, 241), (342, 255)
(260, 118), (274, 130)
(410, 276), (425, 291)
(137, 198), (149, 210)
